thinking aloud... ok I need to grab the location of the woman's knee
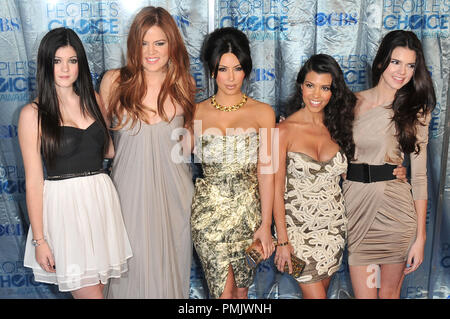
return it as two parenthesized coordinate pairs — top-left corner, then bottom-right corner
(300, 282), (327, 299)
(378, 287), (400, 299)
(71, 283), (104, 299)
(235, 287), (249, 299)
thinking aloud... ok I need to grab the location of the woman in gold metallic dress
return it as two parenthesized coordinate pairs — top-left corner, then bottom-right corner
(191, 27), (276, 299)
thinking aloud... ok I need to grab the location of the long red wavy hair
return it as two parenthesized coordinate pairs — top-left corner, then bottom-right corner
(109, 6), (195, 129)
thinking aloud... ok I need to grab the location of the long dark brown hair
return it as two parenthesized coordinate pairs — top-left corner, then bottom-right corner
(372, 30), (436, 154)
(36, 27), (109, 167)
(108, 6), (195, 129)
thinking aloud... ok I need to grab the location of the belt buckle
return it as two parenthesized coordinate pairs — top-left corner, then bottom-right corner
(362, 163), (372, 183)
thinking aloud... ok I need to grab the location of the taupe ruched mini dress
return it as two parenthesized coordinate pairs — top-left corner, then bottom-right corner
(342, 105), (429, 266)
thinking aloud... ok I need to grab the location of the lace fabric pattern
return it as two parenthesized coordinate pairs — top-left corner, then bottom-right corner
(284, 150), (348, 283)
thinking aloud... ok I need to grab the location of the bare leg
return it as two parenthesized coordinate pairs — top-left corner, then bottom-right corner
(235, 287), (249, 299)
(71, 283), (104, 299)
(322, 277), (331, 292)
(219, 265), (235, 299)
(299, 277), (331, 299)
(349, 265), (379, 299)
(379, 262), (406, 299)
(219, 265), (249, 299)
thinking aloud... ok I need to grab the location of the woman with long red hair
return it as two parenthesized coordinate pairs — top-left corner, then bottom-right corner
(100, 6), (196, 298)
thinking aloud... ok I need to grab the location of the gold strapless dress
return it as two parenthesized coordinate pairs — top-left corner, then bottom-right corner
(191, 132), (261, 298)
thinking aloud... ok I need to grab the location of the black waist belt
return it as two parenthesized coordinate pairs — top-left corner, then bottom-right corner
(46, 169), (105, 181)
(346, 163), (397, 183)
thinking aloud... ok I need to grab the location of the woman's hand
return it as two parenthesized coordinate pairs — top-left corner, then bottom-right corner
(253, 226), (275, 260)
(274, 244), (294, 274)
(393, 164), (407, 182)
(35, 241), (56, 273)
(404, 237), (425, 275)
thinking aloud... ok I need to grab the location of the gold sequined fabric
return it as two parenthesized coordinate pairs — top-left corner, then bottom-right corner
(283, 151), (347, 283)
(191, 132), (261, 298)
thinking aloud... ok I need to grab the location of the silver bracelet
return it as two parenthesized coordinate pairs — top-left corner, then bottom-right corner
(31, 237), (45, 247)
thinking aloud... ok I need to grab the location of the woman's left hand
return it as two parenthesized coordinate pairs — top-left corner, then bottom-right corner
(404, 238), (425, 275)
(393, 164), (407, 182)
(253, 226), (275, 260)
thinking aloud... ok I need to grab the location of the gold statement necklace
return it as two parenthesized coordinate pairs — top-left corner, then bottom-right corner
(211, 94), (248, 112)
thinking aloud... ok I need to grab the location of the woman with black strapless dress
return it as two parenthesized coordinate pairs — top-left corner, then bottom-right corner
(19, 28), (131, 298)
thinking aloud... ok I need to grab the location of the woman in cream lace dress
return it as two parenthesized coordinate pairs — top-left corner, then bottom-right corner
(273, 54), (356, 299)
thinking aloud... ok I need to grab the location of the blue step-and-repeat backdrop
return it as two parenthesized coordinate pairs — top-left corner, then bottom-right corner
(0, 0), (449, 299)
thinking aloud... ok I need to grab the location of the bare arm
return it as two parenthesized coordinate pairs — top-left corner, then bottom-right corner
(272, 124), (294, 273)
(181, 100), (201, 155)
(180, 76), (198, 154)
(99, 69), (118, 114)
(99, 70), (120, 159)
(253, 104), (276, 259)
(95, 91), (114, 158)
(18, 104), (55, 273)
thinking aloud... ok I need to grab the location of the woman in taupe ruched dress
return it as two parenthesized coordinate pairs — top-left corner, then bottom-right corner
(342, 30), (436, 299)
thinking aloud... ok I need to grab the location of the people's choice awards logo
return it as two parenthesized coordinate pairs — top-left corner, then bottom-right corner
(383, 0), (449, 38)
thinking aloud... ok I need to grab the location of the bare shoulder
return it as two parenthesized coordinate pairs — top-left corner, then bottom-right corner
(355, 89), (372, 103)
(198, 97), (211, 109)
(247, 98), (275, 124)
(100, 69), (120, 96)
(248, 98), (274, 114)
(94, 91), (105, 111)
(276, 114), (301, 136)
(19, 102), (39, 123)
(193, 98), (211, 119)
(18, 102), (40, 138)
(101, 69), (120, 89)
(275, 120), (291, 139)
(100, 69), (120, 110)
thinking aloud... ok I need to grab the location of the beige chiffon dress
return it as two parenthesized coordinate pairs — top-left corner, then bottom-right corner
(342, 105), (429, 266)
(106, 115), (194, 298)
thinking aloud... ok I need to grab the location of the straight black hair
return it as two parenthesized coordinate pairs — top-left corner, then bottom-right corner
(36, 27), (109, 166)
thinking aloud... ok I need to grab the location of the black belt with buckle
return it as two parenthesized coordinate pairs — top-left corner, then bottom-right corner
(346, 163), (397, 183)
(46, 169), (105, 181)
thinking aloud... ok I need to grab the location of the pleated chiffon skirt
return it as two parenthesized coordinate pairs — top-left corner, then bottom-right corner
(23, 173), (133, 292)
